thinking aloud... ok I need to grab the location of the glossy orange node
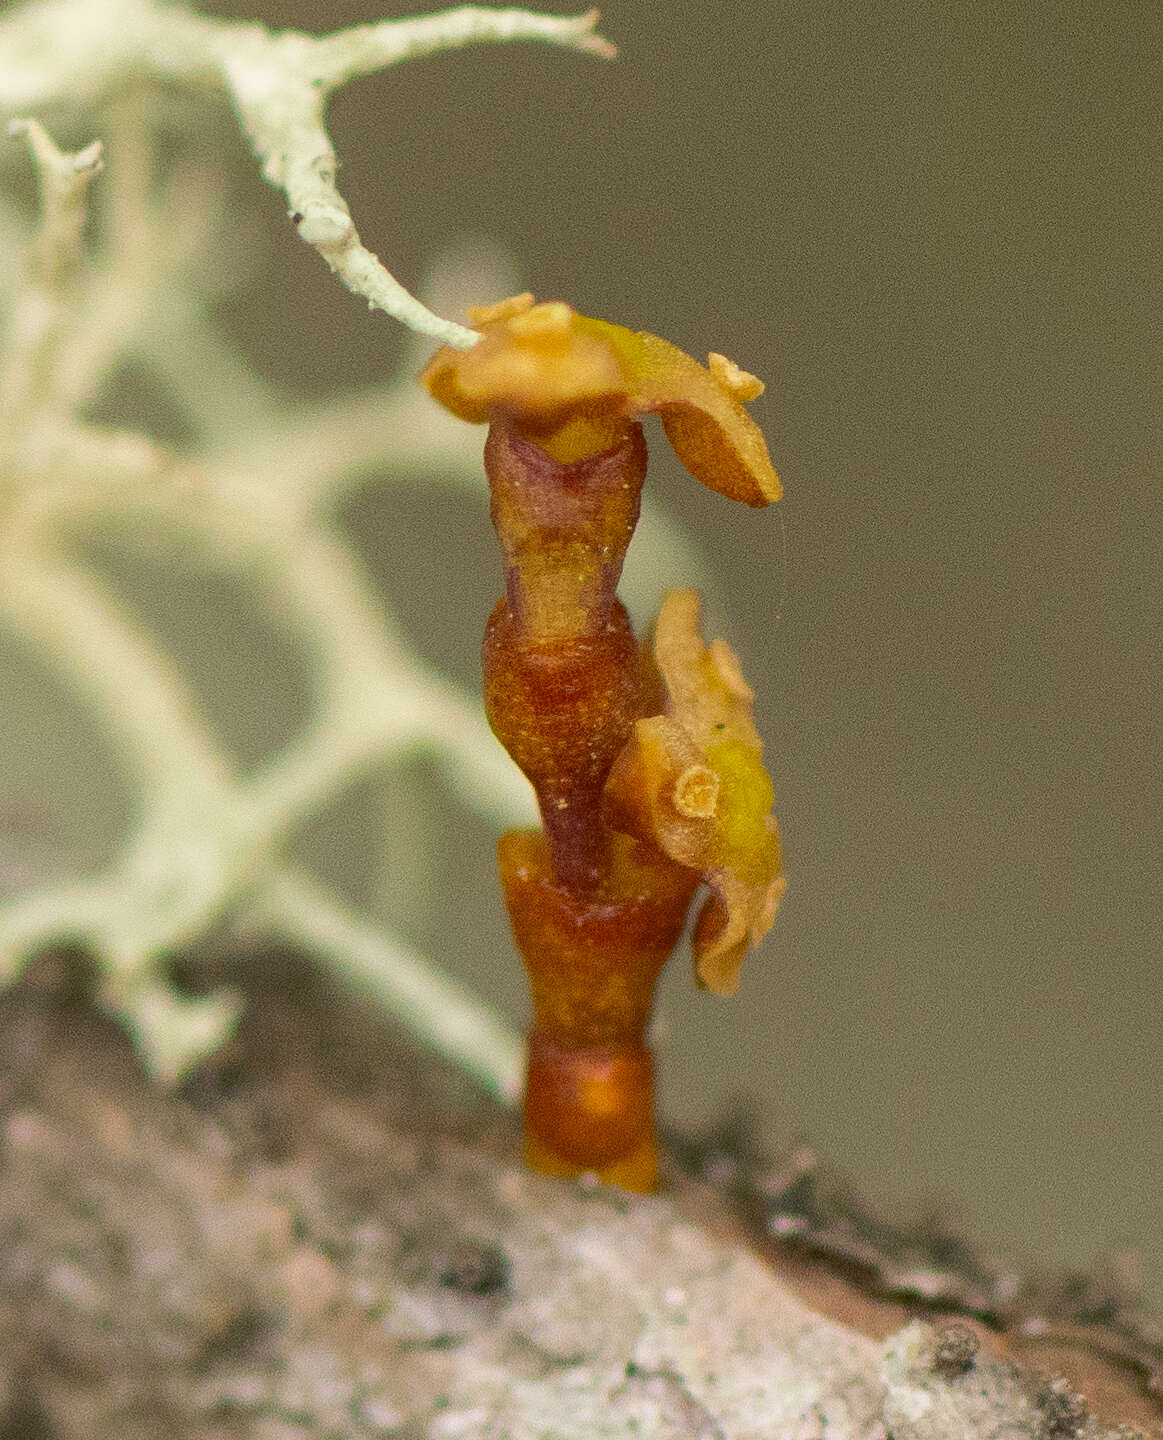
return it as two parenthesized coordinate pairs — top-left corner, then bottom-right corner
(419, 294), (781, 503)
(604, 589), (786, 995)
(524, 1037), (657, 1187)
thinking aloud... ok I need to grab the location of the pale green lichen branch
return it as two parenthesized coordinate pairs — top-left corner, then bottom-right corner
(4, 118), (103, 287)
(0, 524), (529, 1085)
(0, 100), (538, 1087)
(0, 120), (103, 429)
(0, 540), (228, 802)
(307, 6), (615, 83)
(0, 477), (529, 1085)
(0, 0), (614, 347)
(257, 867), (525, 1103)
(50, 97), (225, 424)
(0, 10), (699, 1097)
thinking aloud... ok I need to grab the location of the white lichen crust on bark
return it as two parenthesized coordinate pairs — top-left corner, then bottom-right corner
(0, 1), (634, 1089)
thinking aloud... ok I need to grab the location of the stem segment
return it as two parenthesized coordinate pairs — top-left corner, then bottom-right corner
(481, 418), (693, 1188)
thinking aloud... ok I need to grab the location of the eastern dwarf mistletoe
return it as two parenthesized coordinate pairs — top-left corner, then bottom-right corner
(422, 293), (785, 1190)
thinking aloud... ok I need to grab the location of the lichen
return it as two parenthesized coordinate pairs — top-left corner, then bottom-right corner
(0, 1), (622, 1087)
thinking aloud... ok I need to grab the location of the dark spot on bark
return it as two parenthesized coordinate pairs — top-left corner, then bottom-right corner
(399, 1332), (464, 1352)
(1035, 1373), (1088, 1436)
(438, 1239), (510, 1296)
(931, 1322), (979, 1377)
(195, 1305), (277, 1373)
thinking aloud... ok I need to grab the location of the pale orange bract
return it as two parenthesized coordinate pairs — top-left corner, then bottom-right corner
(419, 294), (781, 505)
(604, 589), (786, 995)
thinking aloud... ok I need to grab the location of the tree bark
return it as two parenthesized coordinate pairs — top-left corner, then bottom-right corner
(0, 949), (1157, 1439)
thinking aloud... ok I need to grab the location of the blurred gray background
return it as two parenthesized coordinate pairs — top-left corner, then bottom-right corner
(5, 0), (1160, 1304)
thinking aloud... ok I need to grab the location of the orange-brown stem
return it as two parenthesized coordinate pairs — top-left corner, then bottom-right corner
(484, 600), (640, 890)
(482, 414), (698, 1188)
(425, 301), (781, 1192)
(485, 415), (645, 645)
(498, 830), (696, 1187)
(482, 416), (650, 891)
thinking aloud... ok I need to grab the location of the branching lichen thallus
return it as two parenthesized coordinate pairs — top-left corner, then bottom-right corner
(422, 295), (786, 1191)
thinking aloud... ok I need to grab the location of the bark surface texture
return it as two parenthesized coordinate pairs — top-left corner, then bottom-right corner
(0, 949), (1154, 1439)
